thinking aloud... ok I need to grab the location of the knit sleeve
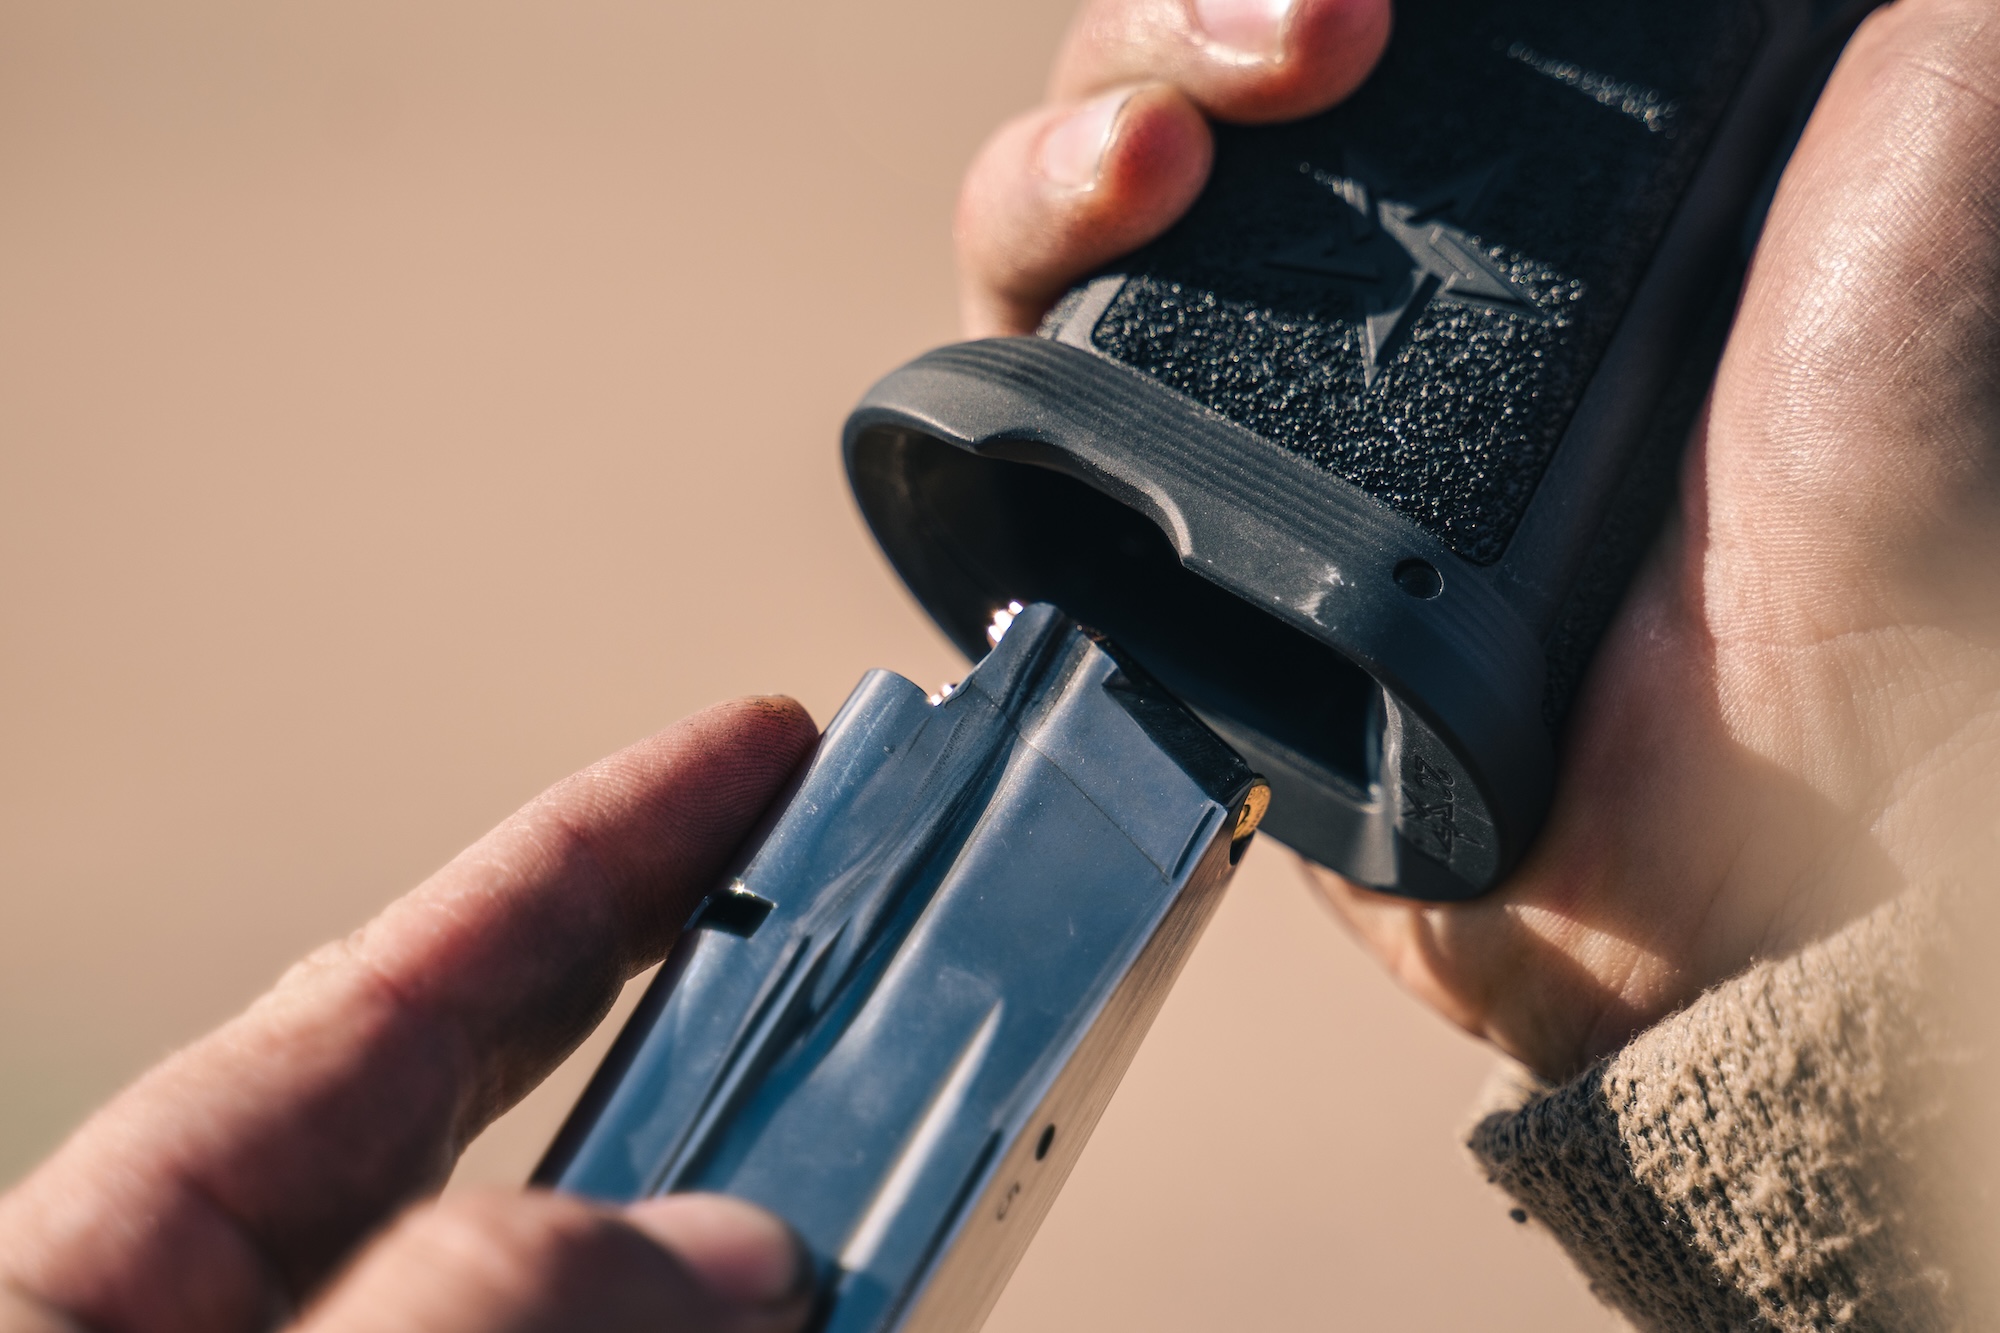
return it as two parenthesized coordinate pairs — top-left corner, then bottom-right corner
(1467, 891), (1974, 1332)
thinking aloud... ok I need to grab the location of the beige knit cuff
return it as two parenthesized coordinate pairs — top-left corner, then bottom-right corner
(1468, 892), (1971, 1332)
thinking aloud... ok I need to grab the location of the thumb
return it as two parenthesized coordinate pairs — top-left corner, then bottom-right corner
(295, 1191), (813, 1333)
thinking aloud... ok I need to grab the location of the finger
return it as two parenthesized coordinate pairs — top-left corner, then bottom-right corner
(0, 698), (819, 1333)
(1299, 860), (1494, 1044)
(958, 0), (1393, 337)
(296, 1191), (811, 1333)
(958, 83), (1212, 336)
(621, 1196), (813, 1315)
(1051, 0), (1392, 124)
(1299, 857), (1651, 1080)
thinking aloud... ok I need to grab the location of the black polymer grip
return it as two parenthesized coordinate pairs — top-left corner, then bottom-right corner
(844, 0), (1879, 900)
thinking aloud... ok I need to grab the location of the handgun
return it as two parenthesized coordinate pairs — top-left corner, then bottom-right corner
(537, 2), (1881, 1328)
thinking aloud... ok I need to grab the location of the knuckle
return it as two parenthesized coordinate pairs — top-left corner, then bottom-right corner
(1056, 0), (1391, 109)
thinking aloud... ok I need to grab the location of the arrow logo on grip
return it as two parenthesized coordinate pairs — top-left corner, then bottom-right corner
(1265, 159), (1546, 385)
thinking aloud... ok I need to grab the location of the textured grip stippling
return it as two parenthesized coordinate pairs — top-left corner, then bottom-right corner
(854, 0), (1873, 896)
(1044, 0), (1761, 566)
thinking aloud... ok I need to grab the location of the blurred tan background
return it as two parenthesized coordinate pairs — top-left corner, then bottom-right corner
(0, 2), (1609, 1326)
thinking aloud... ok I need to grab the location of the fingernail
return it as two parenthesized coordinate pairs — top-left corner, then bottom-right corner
(1038, 88), (1134, 190)
(1193, 0), (1294, 60)
(626, 1194), (814, 1310)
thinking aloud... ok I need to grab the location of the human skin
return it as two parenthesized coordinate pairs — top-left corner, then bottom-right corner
(0, 699), (825, 1333)
(10, 0), (2000, 1326)
(955, 0), (2000, 1080)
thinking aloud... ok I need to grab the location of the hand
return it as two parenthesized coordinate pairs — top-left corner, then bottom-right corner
(958, 0), (2000, 1079)
(0, 699), (823, 1333)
